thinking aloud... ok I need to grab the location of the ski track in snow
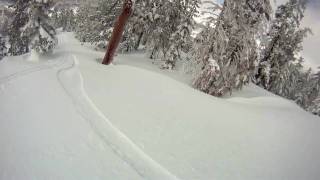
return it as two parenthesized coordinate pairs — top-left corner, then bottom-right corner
(56, 56), (180, 180)
(0, 54), (180, 180)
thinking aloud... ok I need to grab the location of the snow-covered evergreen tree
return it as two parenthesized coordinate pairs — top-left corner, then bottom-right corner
(307, 70), (320, 116)
(289, 65), (315, 108)
(0, 6), (10, 36)
(75, 0), (122, 47)
(0, 35), (7, 60)
(74, 0), (199, 68)
(197, 0), (222, 27)
(8, 0), (30, 56)
(74, 1), (93, 42)
(193, 0), (271, 96)
(255, 0), (310, 91)
(128, 0), (200, 69)
(22, 0), (57, 54)
(60, 8), (76, 32)
(182, 2), (222, 77)
(52, 6), (76, 32)
(252, 0), (320, 116)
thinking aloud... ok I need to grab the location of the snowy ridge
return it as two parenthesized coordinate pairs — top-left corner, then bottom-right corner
(57, 56), (180, 180)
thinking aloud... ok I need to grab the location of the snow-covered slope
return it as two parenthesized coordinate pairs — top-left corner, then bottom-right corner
(1, 32), (320, 180)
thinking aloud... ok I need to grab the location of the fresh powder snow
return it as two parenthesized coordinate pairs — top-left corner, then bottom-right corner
(0, 32), (320, 180)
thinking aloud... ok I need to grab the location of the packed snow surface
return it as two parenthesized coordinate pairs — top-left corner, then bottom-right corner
(0, 32), (320, 180)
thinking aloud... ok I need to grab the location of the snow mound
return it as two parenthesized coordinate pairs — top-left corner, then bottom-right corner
(79, 53), (320, 180)
(0, 55), (179, 180)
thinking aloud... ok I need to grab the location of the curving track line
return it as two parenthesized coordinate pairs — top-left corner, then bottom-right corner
(0, 55), (181, 180)
(56, 56), (180, 180)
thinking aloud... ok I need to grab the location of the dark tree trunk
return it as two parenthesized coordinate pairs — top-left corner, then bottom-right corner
(134, 32), (143, 50)
(102, 0), (133, 65)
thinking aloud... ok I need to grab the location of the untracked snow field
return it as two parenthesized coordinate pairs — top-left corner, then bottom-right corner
(0, 32), (320, 180)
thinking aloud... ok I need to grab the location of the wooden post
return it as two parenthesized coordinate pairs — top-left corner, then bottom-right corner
(102, 0), (133, 65)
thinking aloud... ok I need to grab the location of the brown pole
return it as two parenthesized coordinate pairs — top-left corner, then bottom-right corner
(102, 0), (133, 65)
